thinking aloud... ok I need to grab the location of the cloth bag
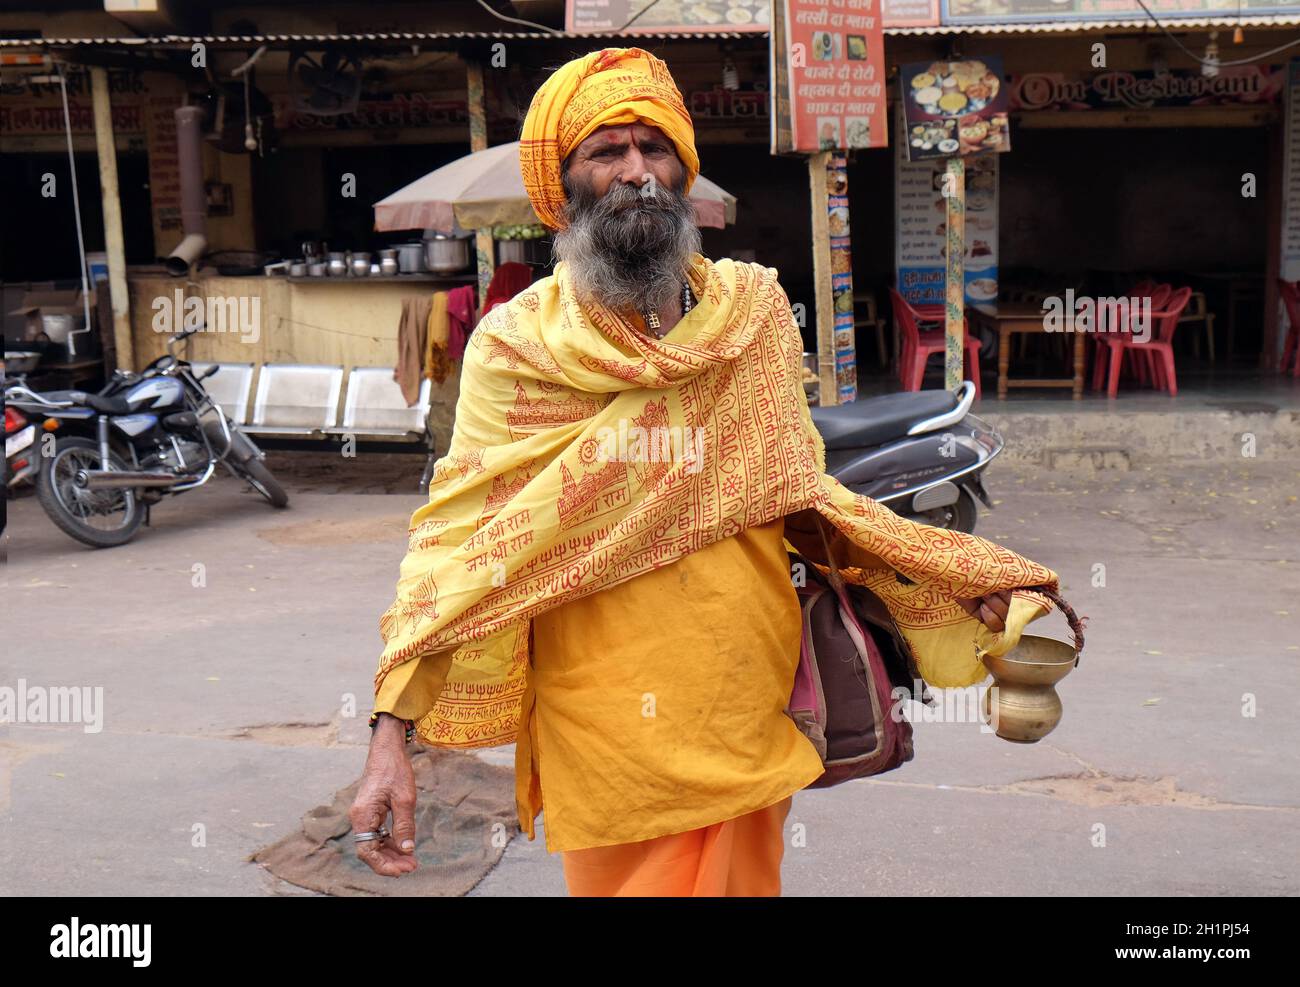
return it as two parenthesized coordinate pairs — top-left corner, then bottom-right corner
(785, 520), (927, 788)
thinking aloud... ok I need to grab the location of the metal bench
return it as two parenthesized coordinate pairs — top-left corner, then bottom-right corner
(189, 361), (253, 424)
(192, 362), (436, 491)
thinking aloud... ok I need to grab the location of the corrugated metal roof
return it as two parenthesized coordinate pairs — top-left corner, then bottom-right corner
(1, 15), (1298, 47)
(0, 31), (763, 48)
(888, 14), (1300, 35)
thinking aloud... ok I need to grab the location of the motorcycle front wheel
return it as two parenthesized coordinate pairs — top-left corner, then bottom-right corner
(36, 436), (145, 548)
(231, 456), (289, 508)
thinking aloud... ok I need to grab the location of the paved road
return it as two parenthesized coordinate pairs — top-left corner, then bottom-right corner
(2, 453), (1297, 896)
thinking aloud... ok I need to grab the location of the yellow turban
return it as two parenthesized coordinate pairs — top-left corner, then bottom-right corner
(519, 47), (699, 231)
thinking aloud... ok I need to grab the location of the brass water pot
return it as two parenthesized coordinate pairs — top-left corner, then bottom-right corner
(981, 635), (1078, 743)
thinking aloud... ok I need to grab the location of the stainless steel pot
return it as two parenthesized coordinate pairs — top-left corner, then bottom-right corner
(497, 240), (527, 265)
(308, 262), (327, 277)
(424, 235), (470, 273)
(350, 257), (371, 277)
(379, 258), (399, 276)
(397, 243), (425, 273)
(289, 262), (307, 277)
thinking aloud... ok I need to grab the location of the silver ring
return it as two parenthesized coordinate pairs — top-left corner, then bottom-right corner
(353, 825), (390, 844)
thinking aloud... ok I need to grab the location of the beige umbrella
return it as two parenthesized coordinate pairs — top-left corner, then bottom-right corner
(374, 140), (738, 234)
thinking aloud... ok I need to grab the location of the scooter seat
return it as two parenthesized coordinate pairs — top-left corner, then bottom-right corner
(811, 389), (958, 450)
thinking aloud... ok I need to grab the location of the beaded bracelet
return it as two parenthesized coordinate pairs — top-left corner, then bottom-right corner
(369, 712), (417, 744)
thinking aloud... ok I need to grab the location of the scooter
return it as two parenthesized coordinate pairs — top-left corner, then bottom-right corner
(810, 381), (1001, 534)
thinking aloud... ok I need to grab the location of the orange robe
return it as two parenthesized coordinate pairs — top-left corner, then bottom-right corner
(376, 516), (823, 895)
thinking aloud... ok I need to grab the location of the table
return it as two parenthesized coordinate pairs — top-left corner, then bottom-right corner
(852, 291), (889, 368)
(969, 302), (1085, 400)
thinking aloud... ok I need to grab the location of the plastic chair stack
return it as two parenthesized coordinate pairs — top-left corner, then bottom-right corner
(1091, 285), (1192, 398)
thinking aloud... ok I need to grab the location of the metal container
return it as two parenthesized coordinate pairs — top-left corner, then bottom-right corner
(327, 257), (348, 277)
(497, 240), (527, 265)
(289, 262), (307, 277)
(981, 636), (1079, 743)
(380, 258), (399, 276)
(40, 314), (76, 344)
(424, 235), (470, 273)
(308, 262), (327, 277)
(350, 257), (371, 277)
(4, 350), (42, 374)
(397, 242), (425, 273)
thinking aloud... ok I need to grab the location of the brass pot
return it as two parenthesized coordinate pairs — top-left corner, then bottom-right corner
(981, 635), (1078, 743)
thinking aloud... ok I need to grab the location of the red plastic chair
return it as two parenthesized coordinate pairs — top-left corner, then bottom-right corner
(1277, 279), (1300, 377)
(1093, 287), (1192, 398)
(888, 288), (981, 398)
(1089, 283), (1171, 390)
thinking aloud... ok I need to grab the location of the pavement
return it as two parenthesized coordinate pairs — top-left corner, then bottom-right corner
(2, 445), (1298, 897)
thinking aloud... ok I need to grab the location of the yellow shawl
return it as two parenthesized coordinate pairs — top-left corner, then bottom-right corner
(376, 254), (1058, 748)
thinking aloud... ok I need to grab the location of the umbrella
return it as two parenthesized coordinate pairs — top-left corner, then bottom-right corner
(373, 140), (738, 234)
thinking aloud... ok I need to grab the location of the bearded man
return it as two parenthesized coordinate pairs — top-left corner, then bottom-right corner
(350, 48), (1058, 896)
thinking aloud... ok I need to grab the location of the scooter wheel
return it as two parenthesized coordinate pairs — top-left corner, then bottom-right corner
(912, 489), (978, 535)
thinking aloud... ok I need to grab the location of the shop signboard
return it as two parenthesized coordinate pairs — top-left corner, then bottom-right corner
(1281, 61), (1300, 281)
(942, 0), (1295, 25)
(895, 105), (999, 307)
(899, 56), (1010, 161)
(0, 68), (147, 142)
(271, 93), (468, 133)
(770, 0), (888, 152)
(882, 0), (941, 26)
(565, 0), (938, 29)
(1009, 66), (1284, 112)
(566, 0), (770, 31)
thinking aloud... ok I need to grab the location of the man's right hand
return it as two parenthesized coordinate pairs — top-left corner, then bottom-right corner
(349, 712), (419, 877)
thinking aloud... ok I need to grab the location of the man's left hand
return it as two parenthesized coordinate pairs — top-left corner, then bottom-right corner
(956, 589), (1012, 633)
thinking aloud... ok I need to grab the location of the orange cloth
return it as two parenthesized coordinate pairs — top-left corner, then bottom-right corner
(561, 796), (793, 897)
(376, 516), (825, 853)
(424, 291), (451, 385)
(519, 47), (700, 231)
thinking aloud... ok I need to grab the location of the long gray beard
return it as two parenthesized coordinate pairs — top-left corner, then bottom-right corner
(552, 174), (701, 315)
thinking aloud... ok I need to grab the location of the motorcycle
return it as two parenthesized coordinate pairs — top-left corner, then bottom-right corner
(4, 325), (287, 548)
(810, 381), (1001, 534)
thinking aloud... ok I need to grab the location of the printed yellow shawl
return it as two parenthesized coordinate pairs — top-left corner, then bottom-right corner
(376, 254), (1059, 749)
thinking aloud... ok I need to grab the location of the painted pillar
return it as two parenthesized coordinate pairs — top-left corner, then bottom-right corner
(944, 156), (965, 392)
(466, 60), (494, 310)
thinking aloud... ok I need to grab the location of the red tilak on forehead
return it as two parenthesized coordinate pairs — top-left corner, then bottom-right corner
(590, 123), (664, 146)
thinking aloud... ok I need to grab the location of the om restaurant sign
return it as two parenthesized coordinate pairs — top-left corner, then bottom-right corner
(1009, 66), (1282, 112)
